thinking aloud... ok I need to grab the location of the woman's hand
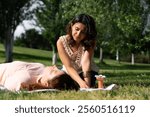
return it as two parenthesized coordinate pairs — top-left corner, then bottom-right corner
(78, 80), (89, 88)
(84, 77), (91, 87)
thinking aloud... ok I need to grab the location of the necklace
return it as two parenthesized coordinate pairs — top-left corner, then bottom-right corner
(69, 43), (81, 53)
(70, 44), (82, 63)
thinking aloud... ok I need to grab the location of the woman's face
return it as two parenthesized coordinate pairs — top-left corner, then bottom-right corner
(71, 22), (86, 43)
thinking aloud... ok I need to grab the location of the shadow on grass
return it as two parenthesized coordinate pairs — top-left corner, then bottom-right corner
(97, 62), (150, 70)
(13, 52), (51, 61)
(0, 50), (52, 62)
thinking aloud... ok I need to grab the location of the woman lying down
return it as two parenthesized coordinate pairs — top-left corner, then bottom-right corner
(0, 61), (73, 91)
(0, 61), (97, 91)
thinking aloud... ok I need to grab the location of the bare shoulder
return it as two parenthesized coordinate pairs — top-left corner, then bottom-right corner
(57, 35), (67, 51)
(57, 35), (68, 48)
(56, 37), (61, 45)
(57, 36), (63, 48)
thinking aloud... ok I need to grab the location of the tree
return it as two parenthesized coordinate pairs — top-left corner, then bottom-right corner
(0, 0), (42, 62)
(35, 0), (150, 64)
(114, 0), (143, 64)
(141, 0), (150, 63)
(14, 29), (51, 50)
(36, 0), (63, 65)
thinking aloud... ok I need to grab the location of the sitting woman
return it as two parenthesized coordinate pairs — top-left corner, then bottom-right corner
(56, 13), (99, 89)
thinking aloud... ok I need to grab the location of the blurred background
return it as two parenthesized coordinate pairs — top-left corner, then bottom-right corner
(0, 0), (150, 65)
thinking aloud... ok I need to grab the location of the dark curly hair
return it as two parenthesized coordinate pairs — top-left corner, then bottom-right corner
(66, 14), (97, 50)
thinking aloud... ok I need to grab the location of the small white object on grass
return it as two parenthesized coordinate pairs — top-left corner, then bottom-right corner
(95, 75), (106, 79)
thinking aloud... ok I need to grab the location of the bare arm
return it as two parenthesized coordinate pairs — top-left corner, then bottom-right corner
(81, 42), (96, 87)
(57, 38), (89, 88)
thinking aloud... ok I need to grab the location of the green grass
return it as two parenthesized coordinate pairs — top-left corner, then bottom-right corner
(0, 43), (150, 100)
(0, 43), (54, 65)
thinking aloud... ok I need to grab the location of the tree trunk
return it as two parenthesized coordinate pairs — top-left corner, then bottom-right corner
(99, 47), (103, 63)
(131, 53), (135, 65)
(116, 49), (120, 62)
(52, 51), (57, 65)
(4, 27), (13, 62)
(52, 45), (57, 65)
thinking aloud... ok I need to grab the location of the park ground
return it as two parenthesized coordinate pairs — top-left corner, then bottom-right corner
(0, 44), (150, 100)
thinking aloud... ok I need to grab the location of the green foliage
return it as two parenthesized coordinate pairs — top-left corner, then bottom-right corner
(0, 0), (31, 38)
(34, 0), (150, 63)
(60, 0), (148, 54)
(36, 0), (63, 49)
(14, 29), (51, 50)
(0, 0), (43, 62)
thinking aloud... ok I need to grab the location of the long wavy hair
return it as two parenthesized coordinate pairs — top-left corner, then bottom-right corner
(66, 14), (97, 50)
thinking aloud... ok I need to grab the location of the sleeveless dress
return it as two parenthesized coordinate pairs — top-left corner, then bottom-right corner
(60, 35), (99, 74)
(59, 35), (98, 88)
(0, 61), (45, 91)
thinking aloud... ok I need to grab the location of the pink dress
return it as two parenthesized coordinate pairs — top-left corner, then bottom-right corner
(0, 61), (45, 91)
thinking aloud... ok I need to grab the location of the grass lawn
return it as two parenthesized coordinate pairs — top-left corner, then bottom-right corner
(0, 43), (150, 100)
